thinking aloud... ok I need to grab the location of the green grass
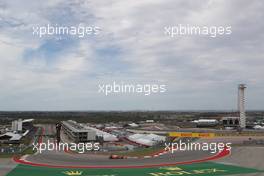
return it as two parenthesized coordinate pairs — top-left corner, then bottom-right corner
(21, 147), (35, 155)
(0, 153), (15, 158)
(7, 162), (263, 176)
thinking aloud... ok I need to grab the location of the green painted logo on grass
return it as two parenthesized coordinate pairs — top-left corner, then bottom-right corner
(150, 166), (227, 176)
(62, 171), (83, 176)
(7, 162), (263, 176)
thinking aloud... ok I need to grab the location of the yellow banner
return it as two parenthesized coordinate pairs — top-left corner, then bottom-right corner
(169, 132), (215, 138)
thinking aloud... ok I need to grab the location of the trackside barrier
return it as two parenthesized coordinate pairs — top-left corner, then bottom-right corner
(169, 132), (264, 138)
(169, 132), (215, 138)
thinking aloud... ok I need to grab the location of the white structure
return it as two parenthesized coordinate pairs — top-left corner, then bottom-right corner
(238, 84), (246, 128)
(192, 119), (218, 127)
(22, 119), (34, 123)
(62, 121), (118, 142)
(84, 125), (118, 142)
(62, 121), (97, 143)
(128, 123), (139, 128)
(253, 125), (264, 130)
(221, 117), (240, 127)
(0, 132), (22, 142)
(146, 120), (154, 123)
(11, 119), (23, 132)
(127, 133), (166, 147)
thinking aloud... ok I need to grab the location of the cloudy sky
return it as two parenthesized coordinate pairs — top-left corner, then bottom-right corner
(0, 0), (263, 111)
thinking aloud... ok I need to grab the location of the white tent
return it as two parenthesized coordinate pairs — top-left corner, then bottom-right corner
(84, 126), (118, 142)
(128, 123), (139, 127)
(127, 133), (165, 146)
(254, 125), (264, 130)
(0, 132), (22, 141)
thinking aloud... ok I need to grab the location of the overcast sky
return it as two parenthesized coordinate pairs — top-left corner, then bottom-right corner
(0, 0), (263, 111)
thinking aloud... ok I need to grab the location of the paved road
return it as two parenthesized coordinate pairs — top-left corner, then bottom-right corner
(0, 158), (16, 176)
(26, 149), (213, 166)
(217, 146), (264, 176)
(8, 146), (264, 176)
(3, 124), (264, 175)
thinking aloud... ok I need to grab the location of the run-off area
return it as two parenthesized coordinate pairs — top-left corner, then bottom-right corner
(6, 162), (263, 176)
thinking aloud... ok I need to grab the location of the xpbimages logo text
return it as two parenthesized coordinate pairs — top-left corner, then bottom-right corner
(164, 24), (232, 38)
(32, 24), (101, 38)
(32, 140), (100, 154)
(98, 81), (167, 96)
(1, 1), (264, 176)
(164, 140), (232, 154)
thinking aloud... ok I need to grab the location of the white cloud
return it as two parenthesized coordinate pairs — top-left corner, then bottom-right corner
(0, 0), (263, 110)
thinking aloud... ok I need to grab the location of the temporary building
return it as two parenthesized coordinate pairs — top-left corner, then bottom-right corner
(84, 126), (118, 142)
(0, 132), (22, 141)
(127, 133), (166, 147)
